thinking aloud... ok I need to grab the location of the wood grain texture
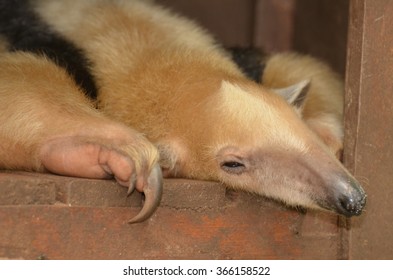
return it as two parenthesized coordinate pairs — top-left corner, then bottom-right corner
(0, 172), (340, 259)
(345, 0), (393, 259)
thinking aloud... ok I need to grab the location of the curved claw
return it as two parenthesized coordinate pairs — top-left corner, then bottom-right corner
(128, 164), (163, 224)
(127, 174), (137, 196)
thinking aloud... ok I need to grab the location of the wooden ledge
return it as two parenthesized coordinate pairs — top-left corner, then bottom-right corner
(0, 171), (342, 259)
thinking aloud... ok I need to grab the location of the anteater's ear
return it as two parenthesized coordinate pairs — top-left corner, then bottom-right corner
(273, 80), (310, 108)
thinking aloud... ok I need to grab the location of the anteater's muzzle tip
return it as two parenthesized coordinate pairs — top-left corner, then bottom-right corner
(333, 177), (367, 217)
(338, 193), (367, 217)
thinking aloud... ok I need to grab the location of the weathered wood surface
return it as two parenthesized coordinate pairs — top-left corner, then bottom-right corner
(293, 0), (349, 76)
(345, 0), (393, 259)
(157, 0), (256, 47)
(0, 172), (341, 260)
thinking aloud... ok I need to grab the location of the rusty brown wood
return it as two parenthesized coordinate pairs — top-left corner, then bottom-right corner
(0, 172), (340, 259)
(345, 0), (393, 259)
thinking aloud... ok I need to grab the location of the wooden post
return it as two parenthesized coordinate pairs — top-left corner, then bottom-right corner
(345, 0), (393, 259)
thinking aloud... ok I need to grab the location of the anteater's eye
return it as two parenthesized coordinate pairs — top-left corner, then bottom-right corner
(223, 161), (244, 168)
(221, 161), (246, 174)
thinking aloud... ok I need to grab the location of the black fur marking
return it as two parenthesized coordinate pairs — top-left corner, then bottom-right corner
(0, 0), (98, 99)
(227, 47), (266, 84)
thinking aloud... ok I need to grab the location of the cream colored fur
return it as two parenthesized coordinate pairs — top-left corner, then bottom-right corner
(263, 53), (344, 157)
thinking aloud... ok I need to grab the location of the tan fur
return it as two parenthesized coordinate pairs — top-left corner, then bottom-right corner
(0, 52), (158, 188)
(34, 0), (242, 140)
(0, 52), (94, 170)
(263, 53), (344, 157)
(0, 0), (365, 216)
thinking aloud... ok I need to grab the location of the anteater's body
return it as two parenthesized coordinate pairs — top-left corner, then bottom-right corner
(0, 0), (366, 222)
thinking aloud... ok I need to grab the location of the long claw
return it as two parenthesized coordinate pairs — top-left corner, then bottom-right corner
(127, 173), (137, 196)
(128, 164), (163, 224)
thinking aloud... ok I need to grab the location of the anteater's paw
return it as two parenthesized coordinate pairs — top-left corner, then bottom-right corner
(40, 134), (162, 223)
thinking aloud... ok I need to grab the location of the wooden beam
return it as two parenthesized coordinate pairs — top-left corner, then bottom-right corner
(345, 0), (393, 259)
(0, 172), (340, 259)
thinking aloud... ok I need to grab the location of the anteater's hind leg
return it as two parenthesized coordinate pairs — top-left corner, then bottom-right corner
(0, 52), (162, 223)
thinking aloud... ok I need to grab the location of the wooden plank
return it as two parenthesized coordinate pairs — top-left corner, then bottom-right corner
(0, 172), (340, 259)
(253, 0), (296, 52)
(156, 0), (256, 47)
(345, 0), (393, 259)
(292, 0), (350, 76)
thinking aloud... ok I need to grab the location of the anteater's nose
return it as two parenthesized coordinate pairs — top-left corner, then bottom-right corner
(337, 193), (366, 216)
(334, 177), (366, 217)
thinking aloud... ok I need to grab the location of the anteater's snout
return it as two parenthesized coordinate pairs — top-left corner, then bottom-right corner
(332, 177), (367, 217)
(337, 191), (366, 216)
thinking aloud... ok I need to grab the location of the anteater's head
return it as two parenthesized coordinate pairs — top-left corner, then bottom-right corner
(158, 79), (366, 217)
